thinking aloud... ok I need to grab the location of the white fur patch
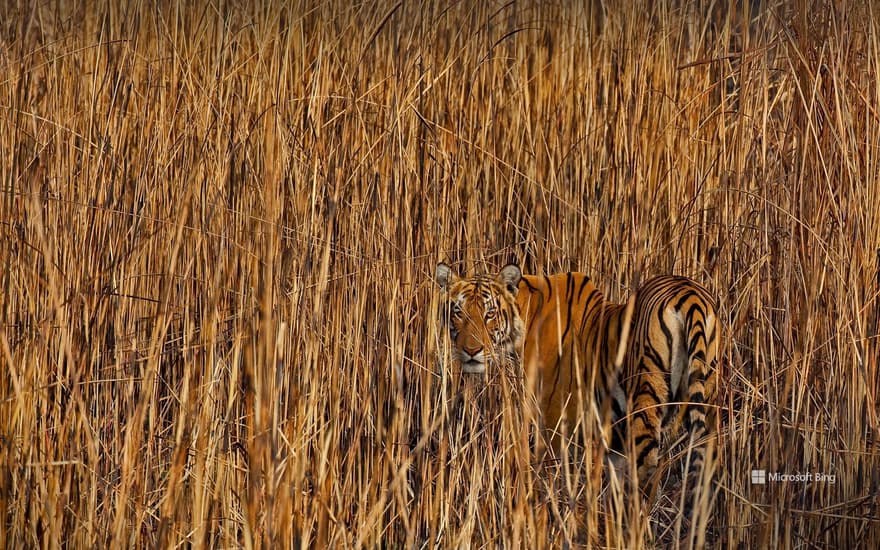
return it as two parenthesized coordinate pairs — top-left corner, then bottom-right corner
(669, 309), (686, 398)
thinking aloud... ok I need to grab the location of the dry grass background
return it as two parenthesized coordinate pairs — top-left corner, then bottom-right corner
(1, 0), (878, 547)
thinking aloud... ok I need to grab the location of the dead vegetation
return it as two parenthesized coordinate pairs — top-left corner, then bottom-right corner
(1, 1), (878, 547)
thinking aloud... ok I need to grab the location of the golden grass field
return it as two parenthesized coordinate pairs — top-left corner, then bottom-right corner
(1, 1), (878, 547)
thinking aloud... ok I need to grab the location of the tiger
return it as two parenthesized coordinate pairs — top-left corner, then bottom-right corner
(435, 262), (719, 502)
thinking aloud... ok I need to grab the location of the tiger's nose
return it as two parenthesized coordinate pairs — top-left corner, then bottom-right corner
(462, 345), (482, 356)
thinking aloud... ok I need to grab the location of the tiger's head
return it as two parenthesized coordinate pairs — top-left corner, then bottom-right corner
(435, 263), (525, 374)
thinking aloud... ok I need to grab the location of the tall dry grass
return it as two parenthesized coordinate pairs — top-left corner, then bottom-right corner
(1, 0), (878, 547)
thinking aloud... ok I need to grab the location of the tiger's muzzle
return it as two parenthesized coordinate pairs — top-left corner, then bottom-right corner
(459, 346), (487, 374)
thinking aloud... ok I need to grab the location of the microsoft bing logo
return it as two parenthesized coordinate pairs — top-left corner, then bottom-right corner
(750, 468), (835, 484)
(751, 469), (766, 485)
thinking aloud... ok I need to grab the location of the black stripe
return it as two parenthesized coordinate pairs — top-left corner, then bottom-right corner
(547, 353), (565, 406)
(560, 273), (574, 346)
(687, 331), (706, 358)
(688, 392), (705, 404)
(638, 381), (664, 406)
(706, 324), (717, 346)
(578, 289), (599, 336)
(522, 277), (540, 293)
(610, 426), (625, 451)
(610, 396), (625, 419)
(642, 345), (666, 377)
(544, 275), (553, 298)
(686, 417), (707, 433)
(636, 439), (658, 466)
(684, 302), (703, 328)
(631, 409), (652, 429)
(674, 290), (698, 311)
(576, 275), (591, 301)
(685, 418), (706, 432)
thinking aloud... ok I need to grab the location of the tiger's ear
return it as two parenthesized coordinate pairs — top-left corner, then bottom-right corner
(498, 264), (522, 295)
(436, 262), (458, 290)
